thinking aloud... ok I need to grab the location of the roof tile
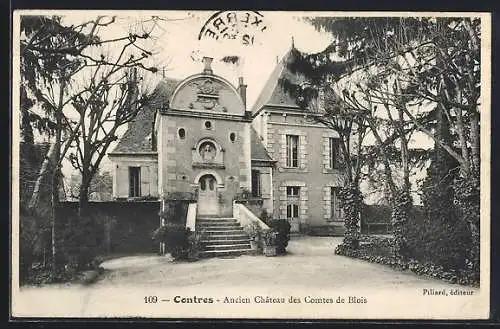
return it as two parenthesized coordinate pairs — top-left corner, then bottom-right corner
(111, 78), (180, 153)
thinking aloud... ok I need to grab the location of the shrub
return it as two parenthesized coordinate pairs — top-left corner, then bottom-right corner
(152, 223), (202, 261)
(263, 229), (278, 246)
(247, 221), (263, 249)
(187, 228), (204, 261)
(152, 222), (190, 260)
(63, 213), (106, 271)
(19, 213), (52, 284)
(406, 216), (471, 271)
(159, 201), (188, 225)
(267, 219), (291, 254)
(337, 235), (478, 287)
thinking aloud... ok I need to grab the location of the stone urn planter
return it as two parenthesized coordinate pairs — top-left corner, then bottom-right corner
(263, 245), (277, 257)
(247, 221), (263, 253)
(263, 230), (279, 257)
(249, 239), (259, 251)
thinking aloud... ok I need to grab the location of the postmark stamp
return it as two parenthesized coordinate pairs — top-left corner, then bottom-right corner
(198, 11), (267, 46)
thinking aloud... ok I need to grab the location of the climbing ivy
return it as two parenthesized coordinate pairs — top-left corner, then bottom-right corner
(453, 171), (480, 283)
(335, 184), (362, 254)
(391, 190), (412, 259)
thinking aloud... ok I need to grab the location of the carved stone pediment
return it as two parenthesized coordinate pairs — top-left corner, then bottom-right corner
(187, 78), (225, 111)
(196, 78), (222, 96)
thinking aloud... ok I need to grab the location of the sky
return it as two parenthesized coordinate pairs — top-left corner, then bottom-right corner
(26, 11), (437, 203)
(109, 11), (333, 108)
(54, 11), (333, 176)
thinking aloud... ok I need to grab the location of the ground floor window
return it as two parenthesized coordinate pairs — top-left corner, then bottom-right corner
(330, 187), (342, 220)
(286, 186), (300, 219)
(251, 170), (261, 197)
(129, 167), (141, 197)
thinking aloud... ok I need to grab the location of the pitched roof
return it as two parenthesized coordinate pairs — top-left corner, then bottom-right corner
(251, 48), (305, 115)
(111, 78), (180, 153)
(250, 127), (273, 162)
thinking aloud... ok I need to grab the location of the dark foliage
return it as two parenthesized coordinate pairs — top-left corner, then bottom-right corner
(152, 223), (191, 260)
(151, 223), (201, 261)
(453, 172), (480, 283)
(62, 213), (106, 271)
(338, 235), (478, 286)
(159, 200), (189, 225)
(266, 219), (291, 255)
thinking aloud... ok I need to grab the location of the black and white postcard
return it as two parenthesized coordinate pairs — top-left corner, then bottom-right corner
(11, 10), (491, 319)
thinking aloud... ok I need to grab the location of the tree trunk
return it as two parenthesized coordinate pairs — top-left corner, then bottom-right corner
(51, 123), (62, 272)
(455, 108), (471, 175)
(400, 133), (410, 192)
(79, 170), (91, 219)
(470, 112), (480, 173)
(50, 79), (66, 273)
(394, 79), (410, 193)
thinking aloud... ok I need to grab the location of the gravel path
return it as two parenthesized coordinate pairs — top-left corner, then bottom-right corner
(14, 237), (483, 319)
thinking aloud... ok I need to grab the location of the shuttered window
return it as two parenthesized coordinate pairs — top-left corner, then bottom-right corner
(286, 135), (299, 168)
(129, 167), (141, 197)
(329, 138), (340, 169)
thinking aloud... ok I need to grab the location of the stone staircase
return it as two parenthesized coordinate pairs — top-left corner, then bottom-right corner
(197, 217), (253, 258)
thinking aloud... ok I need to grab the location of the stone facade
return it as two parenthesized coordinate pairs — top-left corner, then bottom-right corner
(253, 109), (344, 232)
(109, 57), (272, 218)
(109, 50), (345, 233)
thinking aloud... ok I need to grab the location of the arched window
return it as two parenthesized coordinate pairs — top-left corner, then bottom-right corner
(200, 179), (206, 191)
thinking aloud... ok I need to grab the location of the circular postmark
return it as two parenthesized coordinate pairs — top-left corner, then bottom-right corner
(198, 11), (267, 46)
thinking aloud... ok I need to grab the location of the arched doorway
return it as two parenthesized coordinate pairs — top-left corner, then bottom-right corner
(197, 174), (219, 216)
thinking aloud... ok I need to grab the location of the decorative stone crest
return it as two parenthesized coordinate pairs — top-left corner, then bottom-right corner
(196, 78), (221, 96)
(190, 78), (223, 110)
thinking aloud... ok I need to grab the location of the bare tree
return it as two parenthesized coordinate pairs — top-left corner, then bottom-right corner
(20, 14), (165, 272)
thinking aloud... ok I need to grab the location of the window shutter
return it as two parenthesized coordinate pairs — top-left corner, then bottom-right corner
(116, 166), (129, 198)
(299, 135), (306, 169)
(140, 166), (150, 196)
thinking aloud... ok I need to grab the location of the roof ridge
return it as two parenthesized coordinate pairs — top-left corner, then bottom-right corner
(250, 48), (298, 116)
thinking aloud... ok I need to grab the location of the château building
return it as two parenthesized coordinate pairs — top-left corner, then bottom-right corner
(108, 49), (345, 236)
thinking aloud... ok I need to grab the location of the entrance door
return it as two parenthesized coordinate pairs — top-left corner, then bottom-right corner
(286, 186), (300, 232)
(197, 174), (219, 216)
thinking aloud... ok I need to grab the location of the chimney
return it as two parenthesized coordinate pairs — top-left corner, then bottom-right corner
(237, 76), (247, 108)
(202, 57), (213, 74)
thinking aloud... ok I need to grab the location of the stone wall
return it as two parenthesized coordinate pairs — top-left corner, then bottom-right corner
(57, 201), (161, 254)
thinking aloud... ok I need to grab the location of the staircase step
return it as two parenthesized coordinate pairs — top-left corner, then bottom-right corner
(202, 227), (245, 235)
(197, 220), (238, 225)
(199, 249), (253, 258)
(204, 243), (251, 251)
(201, 239), (250, 245)
(195, 216), (252, 258)
(198, 222), (241, 227)
(199, 226), (239, 230)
